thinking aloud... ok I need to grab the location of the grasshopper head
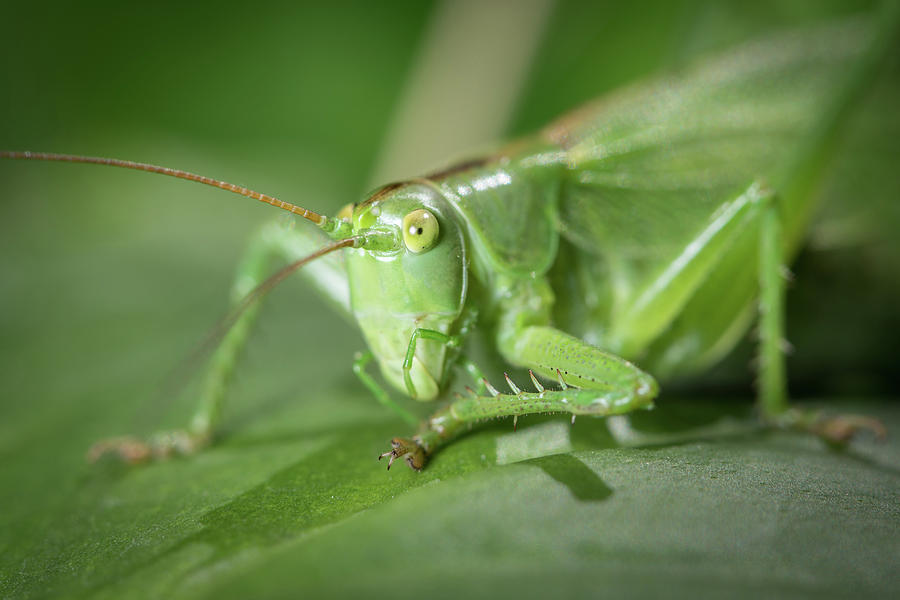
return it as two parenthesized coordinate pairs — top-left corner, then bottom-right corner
(344, 182), (467, 401)
(0, 152), (467, 402)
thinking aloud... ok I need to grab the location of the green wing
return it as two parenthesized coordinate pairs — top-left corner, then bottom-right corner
(546, 16), (890, 373)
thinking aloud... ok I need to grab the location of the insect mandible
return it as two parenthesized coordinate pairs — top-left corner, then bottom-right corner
(2, 15), (894, 471)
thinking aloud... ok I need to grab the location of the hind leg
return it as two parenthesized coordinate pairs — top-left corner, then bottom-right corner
(757, 198), (885, 442)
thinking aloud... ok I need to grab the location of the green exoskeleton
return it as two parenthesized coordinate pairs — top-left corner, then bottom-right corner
(2, 15), (894, 470)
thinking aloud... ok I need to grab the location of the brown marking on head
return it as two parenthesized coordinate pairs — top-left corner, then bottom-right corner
(358, 157), (491, 209)
(423, 157), (490, 182)
(357, 181), (408, 210)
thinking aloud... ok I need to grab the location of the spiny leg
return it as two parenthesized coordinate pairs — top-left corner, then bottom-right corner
(381, 319), (659, 470)
(375, 328), (487, 468)
(89, 219), (349, 463)
(757, 197), (885, 443)
(381, 364), (657, 470)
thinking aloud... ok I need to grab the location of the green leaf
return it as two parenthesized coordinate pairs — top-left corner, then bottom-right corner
(1, 1), (898, 599)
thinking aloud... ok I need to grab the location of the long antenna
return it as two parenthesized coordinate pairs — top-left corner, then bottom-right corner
(225, 236), (361, 326)
(1, 151), (337, 230)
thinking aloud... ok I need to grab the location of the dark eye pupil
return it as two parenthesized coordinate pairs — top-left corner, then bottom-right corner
(416, 227), (423, 235)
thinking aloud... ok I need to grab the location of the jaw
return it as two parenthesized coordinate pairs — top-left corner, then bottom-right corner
(356, 313), (454, 402)
(379, 356), (441, 401)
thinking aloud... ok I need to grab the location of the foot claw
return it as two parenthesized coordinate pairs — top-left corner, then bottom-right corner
(378, 449), (398, 470)
(87, 430), (207, 464)
(378, 437), (425, 471)
(87, 436), (152, 464)
(811, 415), (887, 445)
(775, 409), (888, 446)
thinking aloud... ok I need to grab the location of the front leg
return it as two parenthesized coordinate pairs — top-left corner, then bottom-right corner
(381, 324), (659, 470)
(89, 218), (350, 464)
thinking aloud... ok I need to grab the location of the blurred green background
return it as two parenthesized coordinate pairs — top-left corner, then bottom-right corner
(1, 1), (898, 598)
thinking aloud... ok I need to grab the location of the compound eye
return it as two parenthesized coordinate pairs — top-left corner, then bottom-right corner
(402, 209), (439, 253)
